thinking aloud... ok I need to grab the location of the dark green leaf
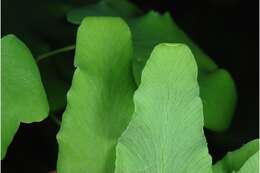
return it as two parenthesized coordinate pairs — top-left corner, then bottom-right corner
(199, 69), (237, 131)
(67, 0), (141, 24)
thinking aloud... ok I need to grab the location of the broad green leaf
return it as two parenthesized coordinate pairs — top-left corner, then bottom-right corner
(237, 151), (259, 173)
(1, 34), (49, 159)
(57, 17), (136, 173)
(213, 139), (259, 173)
(115, 43), (212, 173)
(130, 11), (237, 132)
(67, 0), (140, 24)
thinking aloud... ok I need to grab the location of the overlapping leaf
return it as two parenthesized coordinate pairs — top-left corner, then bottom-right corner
(213, 139), (259, 173)
(115, 43), (212, 173)
(237, 151), (259, 173)
(130, 11), (218, 84)
(67, 8), (237, 131)
(198, 70), (236, 131)
(1, 35), (49, 159)
(57, 17), (136, 173)
(130, 11), (237, 131)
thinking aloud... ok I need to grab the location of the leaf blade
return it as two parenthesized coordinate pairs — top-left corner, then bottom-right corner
(130, 11), (237, 132)
(1, 34), (49, 159)
(115, 43), (212, 173)
(130, 11), (218, 85)
(213, 139), (259, 173)
(199, 69), (237, 131)
(57, 17), (136, 173)
(237, 151), (259, 173)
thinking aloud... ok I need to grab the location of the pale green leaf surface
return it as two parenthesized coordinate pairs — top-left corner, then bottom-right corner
(131, 11), (237, 132)
(57, 17), (136, 173)
(115, 43), (212, 173)
(237, 151), (259, 173)
(1, 34), (49, 159)
(213, 139), (259, 173)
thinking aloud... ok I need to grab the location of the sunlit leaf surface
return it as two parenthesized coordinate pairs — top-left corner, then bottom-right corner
(213, 139), (259, 173)
(115, 43), (212, 173)
(1, 34), (49, 159)
(130, 11), (237, 132)
(57, 17), (136, 173)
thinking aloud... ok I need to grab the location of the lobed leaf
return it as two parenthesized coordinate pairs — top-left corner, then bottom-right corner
(1, 34), (49, 159)
(130, 11), (237, 132)
(56, 17), (136, 173)
(115, 43), (212, 173)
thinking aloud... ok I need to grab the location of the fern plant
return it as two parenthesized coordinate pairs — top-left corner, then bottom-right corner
(1, 0), (259, 173)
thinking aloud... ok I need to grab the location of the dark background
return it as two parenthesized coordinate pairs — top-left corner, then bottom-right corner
(2, 0), (259, 172)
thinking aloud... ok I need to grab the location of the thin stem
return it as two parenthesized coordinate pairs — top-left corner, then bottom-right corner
(37, 44), (76, 62)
